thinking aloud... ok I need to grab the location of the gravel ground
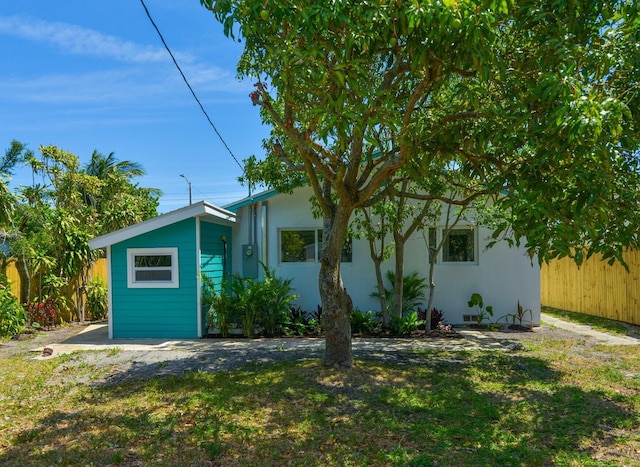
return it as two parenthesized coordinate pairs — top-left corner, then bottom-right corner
(1, 318), (637, 386)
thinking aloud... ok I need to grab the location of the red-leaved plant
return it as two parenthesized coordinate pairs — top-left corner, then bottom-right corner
(25, 299), (58, 330)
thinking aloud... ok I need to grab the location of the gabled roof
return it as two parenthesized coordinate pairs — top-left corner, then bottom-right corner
(89, 200), (236, 250)
(223, 188), (279, 212)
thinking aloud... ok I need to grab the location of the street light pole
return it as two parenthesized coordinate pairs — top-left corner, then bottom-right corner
(180, 174), (192, 205)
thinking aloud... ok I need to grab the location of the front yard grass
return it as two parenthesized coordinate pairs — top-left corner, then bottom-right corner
(1, 338), (639, 465)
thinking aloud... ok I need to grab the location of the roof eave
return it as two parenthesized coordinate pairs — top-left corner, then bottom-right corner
(89, 200), (236, 250)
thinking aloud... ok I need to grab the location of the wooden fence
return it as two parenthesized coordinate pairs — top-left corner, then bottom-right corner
(3, 258), (108, 321)
(541, 251), (640, 326)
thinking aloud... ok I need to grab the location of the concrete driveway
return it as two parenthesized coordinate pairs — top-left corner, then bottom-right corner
(32, 322), (518, 357)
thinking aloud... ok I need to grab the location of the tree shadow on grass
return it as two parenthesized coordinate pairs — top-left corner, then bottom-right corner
(2, 350), (638, 466)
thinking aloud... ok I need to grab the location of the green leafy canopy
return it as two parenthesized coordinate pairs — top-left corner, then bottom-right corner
(201, 0), (640, 267)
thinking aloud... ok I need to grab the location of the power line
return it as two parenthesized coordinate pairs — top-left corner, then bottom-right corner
(139, 0), (244, 173)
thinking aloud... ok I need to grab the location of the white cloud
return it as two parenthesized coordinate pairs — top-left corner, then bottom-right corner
(0, 14), (167, 63)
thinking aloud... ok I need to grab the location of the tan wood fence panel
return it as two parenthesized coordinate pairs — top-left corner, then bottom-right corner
(2, 258), (108, 305)
(541, 251), (640, 326)
(3, 259), (21, 298)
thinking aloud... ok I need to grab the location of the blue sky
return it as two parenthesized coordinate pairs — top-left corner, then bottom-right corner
(0, 1), (270, 213)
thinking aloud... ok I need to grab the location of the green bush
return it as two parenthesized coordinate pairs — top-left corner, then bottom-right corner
(371, 270), (428, 316)
(259, 265), (297, 336)
(350, 309), (377, 334)
(390, 311), (424, 336)
(206, 264), (297, 338)
(86, 277), (108, 321)
(0, 276), (26, 339)
(204, 275), (236, 337)
(25, 298), (57, 329)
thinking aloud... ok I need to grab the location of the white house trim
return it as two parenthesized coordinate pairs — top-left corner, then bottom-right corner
(89, 201), (236, 250)
(196, 216), (203, 338)
(106, 245), (113, 340)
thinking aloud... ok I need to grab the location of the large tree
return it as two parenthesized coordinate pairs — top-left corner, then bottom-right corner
(3, 142), (160, 316)
(201, 0), (640, 367)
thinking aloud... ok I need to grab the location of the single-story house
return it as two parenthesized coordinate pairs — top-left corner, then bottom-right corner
(89, 186), (540, 339)
(89, 202), (235, 338)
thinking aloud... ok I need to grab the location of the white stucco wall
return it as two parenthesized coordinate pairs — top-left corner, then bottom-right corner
(231, 187), (541, 326)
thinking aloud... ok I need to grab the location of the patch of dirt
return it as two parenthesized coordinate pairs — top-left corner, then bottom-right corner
(0, 322), (97, 359)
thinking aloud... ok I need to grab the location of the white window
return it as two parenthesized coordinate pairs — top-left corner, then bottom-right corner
(279, 229), (352, 263)
(426, 227), (477, 264)
(127, 248), (179, 288)
(442, 228), (476, 263)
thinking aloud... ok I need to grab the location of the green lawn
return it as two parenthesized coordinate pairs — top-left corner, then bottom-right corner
(1, 337), (639, 465)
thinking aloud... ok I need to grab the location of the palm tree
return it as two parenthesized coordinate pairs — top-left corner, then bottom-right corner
(83, 151), (145, 179)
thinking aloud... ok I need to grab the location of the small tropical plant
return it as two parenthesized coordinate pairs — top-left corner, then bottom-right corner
(206, 265), (297, 338)
(85, 277), (108, 321)
(430, 308), (445, 331)
(304, 305), (324, 336)
(390, 311), (425, 336)
(0, 276), (26, 339)
(436, 321), (454, 333)
(467, 292), (494, 327)
(25, 298), (58, 329)
(284, 306), (309, 336)
(371, 270), (427, 317)
(498, 301), (533, 329)
(259, 263), (298, 336)
(350, 308), (377, 335)
(206, 287), (235, 337)
(203, 275), (235, 337)
(227, 274), (257, 338)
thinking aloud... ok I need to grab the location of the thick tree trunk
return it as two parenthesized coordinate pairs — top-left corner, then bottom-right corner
(320, 206), (353, 368)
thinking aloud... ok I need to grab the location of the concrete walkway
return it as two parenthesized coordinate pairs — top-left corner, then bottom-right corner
(32, 323), (514, 357)
(541, 313), (640, 345)
(30, 312), (639, 359)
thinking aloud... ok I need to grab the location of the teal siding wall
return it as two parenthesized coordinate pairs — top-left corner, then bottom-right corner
(111, 219), (198, 338)
(200, 221), (232, 333)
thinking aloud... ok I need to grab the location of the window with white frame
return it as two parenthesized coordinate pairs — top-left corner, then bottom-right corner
(127, 248), (179, 288)
(442, 228), (476, 263)
(280, 229), (352, 263)
(426, 227), (477, 263)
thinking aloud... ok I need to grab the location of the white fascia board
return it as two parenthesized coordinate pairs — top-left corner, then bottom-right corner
(89, 201), (236, 250)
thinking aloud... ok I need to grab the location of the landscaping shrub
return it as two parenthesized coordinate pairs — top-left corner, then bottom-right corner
(417, 307), (445, 330)
(206, 265), (297, 337)
(25, 298), (58, 329)
(391, 311), (425, 336)
(282, 306), (324, 336)
(259, 265), (297, 336)
(350, 308), (377, 334)
(371, 270), (428, 316)
(0, 276), (26, 339)
(285, 306), (312, 336)
(430, 308), (444, 330)
(85, 277), (108, 321)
